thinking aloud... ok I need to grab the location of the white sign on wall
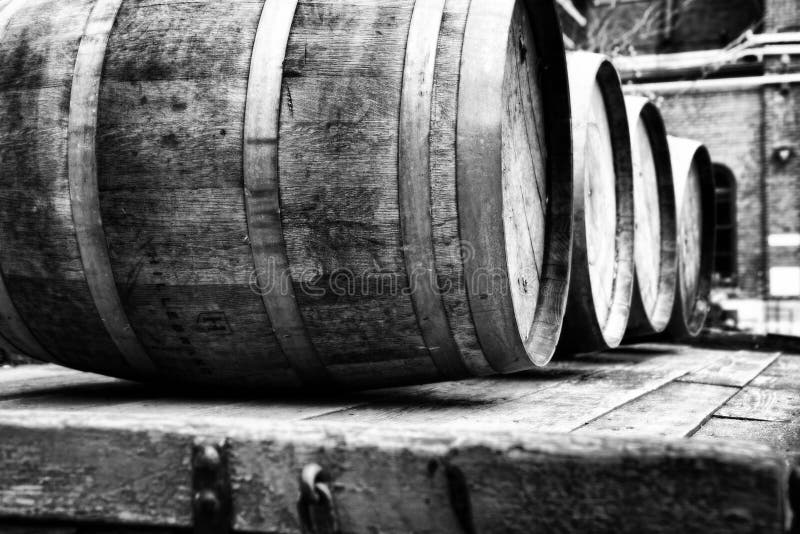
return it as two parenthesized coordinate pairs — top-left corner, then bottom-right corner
(770, 267), (800, 297)
(768, 233), (800, 248)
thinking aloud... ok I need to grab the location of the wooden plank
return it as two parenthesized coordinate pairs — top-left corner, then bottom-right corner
(750, 355), (800, 390)
(677, 350), (780, 387)
(0, 373), (117, 401)
(0, 393), (368, 424)
(695, 417), (800, 457)
(0, 365), (73, 385)
(315, 345), (726, 431)
(0, 413), (194, 527)
(0, 0), (131, 374)
(0, 412), (788, 533)
(0, 524), (182, 533)
(577, 381), (738, 437)
(0, 526), (76, 534)
(716, 386), (800, 423)
(0, 367), (366, 421)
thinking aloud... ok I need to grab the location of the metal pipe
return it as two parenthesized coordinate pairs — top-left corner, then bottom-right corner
(624, 73), (800, 94)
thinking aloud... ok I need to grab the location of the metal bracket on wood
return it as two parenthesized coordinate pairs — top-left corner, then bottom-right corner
(192, 438), (232, 534)
(298, 463), (340, 534)
(791, 465), (799, 534)
(445, 462), (477, 534)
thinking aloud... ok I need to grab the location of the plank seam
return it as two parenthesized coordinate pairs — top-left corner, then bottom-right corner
(68, 0), (156, 375)
(569, 352), (729, 432)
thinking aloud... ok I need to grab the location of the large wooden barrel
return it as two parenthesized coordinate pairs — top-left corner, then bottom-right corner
(623, 96), (678, 338)
(666, 137), (716, 339)
(558, 52), (634, 354)
(0, 0), (573, 389)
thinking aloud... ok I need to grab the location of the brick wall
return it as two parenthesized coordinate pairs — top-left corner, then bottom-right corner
(647, 89), (766, 296)
(763, 85), (800, 295)
(765, 0), (800, 32)
(581, 0), (762, 54)
(670, 0), (763, 51)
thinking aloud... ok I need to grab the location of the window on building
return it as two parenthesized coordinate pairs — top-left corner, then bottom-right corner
(713, 164), (737, 285)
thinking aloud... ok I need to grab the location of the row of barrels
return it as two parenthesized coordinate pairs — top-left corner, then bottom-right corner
(0, 0), (714, 390)
(560, 52), (716, 355)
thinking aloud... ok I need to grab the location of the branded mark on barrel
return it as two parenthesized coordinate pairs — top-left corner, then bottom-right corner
(196, 312), (232, 335)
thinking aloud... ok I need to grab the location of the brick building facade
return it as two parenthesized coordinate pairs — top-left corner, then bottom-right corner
(648, 88), (766, 295)
(562, 0), (800, 302)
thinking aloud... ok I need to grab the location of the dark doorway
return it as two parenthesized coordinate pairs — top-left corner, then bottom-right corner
(713, 164), (737, 286)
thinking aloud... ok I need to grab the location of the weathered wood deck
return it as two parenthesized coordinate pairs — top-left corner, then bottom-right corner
(0, 343), (797, 533)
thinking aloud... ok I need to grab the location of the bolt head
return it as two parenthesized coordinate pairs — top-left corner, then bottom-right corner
(195, 489), (221, 514)
(194, 444), (222, 470)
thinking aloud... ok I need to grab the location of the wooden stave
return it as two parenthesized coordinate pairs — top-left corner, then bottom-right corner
(558, 52), (635, 354)
(0, 0), (59, 364)
(623, 96), (678, 338)
(665, 137), (716, 340)
(0, 0), (572, 389)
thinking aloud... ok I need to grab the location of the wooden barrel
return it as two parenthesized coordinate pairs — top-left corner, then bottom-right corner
(558, 52), (635, 354)
(666, 137), (716, 339)
(0, 0), (573, 389)
(623, 96), (678, 338)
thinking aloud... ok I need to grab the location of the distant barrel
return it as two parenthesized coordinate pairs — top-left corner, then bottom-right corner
(623, 96), (678, 338)
(666, 137), (716, 339)
(0, 0), (573, 389)
(558, 52), (634, 354)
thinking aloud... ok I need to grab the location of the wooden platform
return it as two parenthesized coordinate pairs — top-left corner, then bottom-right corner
(0, 343), (798, 533)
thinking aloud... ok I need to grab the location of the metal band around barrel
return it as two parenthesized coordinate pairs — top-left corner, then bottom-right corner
(68, 0), (156, 375)
(0, 0), (58, 363)
(399, 0), (470, 379)
(457, 0), (533, 374)
(243, 0), (331, 385)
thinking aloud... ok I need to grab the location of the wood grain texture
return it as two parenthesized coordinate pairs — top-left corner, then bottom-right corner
(399, 0), (468, 379)
(502, 1), (547, 361)
(560, 53), (635, 354)
(0, 0), (56, 364)
(68, 0), (155, 376)
(666, 137), (715, 339)
(578, 381), (738, 437)
(750, 355), (800, 390)
(0, 411), (789, 533)
(457, 0), (529, 373)
(717, 386), (800, 423)
(0, 346), (796, 531)
(696, 417), (800, 457)
(243, 0), (328, 386)
(453, 0), (573, 370)
(313, 344), (726, 432)
(585, 81), (617, 329)
(0, 526), (183, 534)
(623, 97), (677, 338)
(0, 365), (115, 400)
(277, 0), (440, 387)
(678, 350), (780, 387)
(0, 0), (572, 389)
(0, 0), (131, 376)
(97, 0), (299, 388)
